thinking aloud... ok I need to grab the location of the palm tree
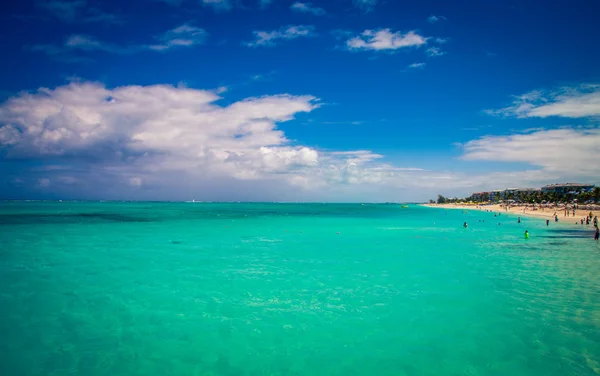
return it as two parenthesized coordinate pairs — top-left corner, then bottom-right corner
(593, 187), (600, 203)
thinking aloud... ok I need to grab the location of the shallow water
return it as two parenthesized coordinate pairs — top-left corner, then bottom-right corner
(1, 202), (599, 376)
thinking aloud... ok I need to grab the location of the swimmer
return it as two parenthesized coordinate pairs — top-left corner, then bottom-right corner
(463, 222), (468, 228)
(524, 230), (529, 239)
(518, 217), (521, 223)
(546, 219), (549, 226)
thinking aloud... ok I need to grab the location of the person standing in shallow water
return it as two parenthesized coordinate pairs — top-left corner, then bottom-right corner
(595, 225), (599, 241)
(518, 217), (521, 223)
(546, 219), (550, 226)
(524, 230), (529, 239)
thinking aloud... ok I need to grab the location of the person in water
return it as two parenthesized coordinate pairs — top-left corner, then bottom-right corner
(546, 219), (549, 226)
(594, 225), (599, 241)
(555, 215), (559, 222)
(524, 230), (529, 239)
(463, 222), (468, 228)
(518, 217), (521, 223)
(594, 216), (598, 227)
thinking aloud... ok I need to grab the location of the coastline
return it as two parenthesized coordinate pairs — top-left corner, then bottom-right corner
(421, 203), (599, 226)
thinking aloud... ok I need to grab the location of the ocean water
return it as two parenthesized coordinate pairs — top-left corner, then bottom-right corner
(1, 202), (599, 376)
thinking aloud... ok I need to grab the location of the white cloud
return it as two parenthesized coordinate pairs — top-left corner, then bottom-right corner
(0, 82), (320, 180)
(353, 0), (377, 12)
(426, 46), (445, 57)
(0, 82), (444, 201)
(346, 29), (427, 51)
(427, 15), (446, 23)
(29, 23), (206, 59)
(408, 62), (425, 69)
(460, 127), (600, 178)
(486, 84), (600, 118)
(245, 25), (315, 47)
(290, 2), (326, 16)
(149, 23), (208, 51)
(201, 0), (232, 11)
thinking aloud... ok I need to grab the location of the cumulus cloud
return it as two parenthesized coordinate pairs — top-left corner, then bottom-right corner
(290, 2), (326, 16)
(245, 25), (315, 47)
(346, 29), (427, 51)
(0, 82), (442, 201)
(486, 84), (600, 118)
(460, 127), (600, 178)
(0, 82), (322, 187)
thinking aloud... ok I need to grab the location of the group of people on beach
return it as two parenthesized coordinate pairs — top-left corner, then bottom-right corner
(545, 212), (599, 241)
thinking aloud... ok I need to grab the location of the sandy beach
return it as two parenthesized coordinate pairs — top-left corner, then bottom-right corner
(422, 203), (600, 226)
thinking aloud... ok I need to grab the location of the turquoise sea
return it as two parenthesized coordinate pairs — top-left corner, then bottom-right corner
(1, 202), (599, 376)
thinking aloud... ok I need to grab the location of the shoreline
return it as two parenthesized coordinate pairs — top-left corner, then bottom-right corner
(421, 203), (599, 227)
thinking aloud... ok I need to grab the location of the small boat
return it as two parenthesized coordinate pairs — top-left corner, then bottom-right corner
(401, 205), (409, 208)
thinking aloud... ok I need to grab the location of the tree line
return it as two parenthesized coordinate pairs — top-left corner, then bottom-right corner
(432, 187), (600, 205)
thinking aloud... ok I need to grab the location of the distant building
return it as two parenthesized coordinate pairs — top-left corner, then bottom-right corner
(503, 188), (519, 198)
(489, 190), (504, 201)
(506, 188), (541, 200)
(470, 192), (491, 202)
(541, 183), (594, 194)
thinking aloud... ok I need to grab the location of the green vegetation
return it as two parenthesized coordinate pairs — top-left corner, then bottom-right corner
(432, 186), (599, 205)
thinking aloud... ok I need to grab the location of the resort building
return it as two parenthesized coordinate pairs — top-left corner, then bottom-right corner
(508, 188), (541, 199)
(471, 192), (484, 201)
(541, 183), (594, 194)
(489, 190), (504, 201)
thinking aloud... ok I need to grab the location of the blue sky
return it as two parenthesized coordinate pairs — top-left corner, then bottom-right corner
(0, 0), (599, 201)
